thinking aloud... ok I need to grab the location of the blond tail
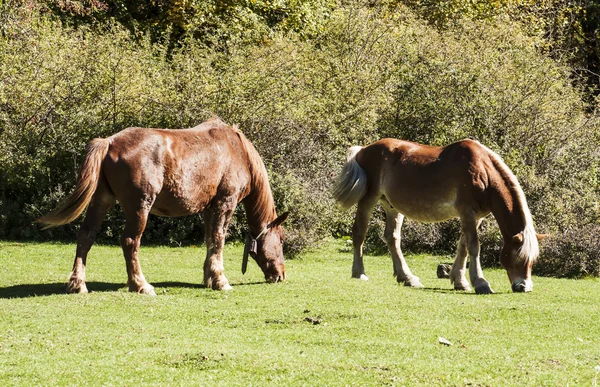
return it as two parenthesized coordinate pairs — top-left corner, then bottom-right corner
(37, 138), (110, 229)
(332, 146), (367, 209)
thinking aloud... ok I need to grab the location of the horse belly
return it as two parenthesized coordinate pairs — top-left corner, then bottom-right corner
(401, 201), (458, 223)
(385, 193), (458, 223)
(150, 200), (204, 217)
(151, 182), (216, 217)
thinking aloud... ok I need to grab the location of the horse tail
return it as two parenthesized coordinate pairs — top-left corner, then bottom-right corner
(333, 146), (367, 209)
(37, 138), (111, 229)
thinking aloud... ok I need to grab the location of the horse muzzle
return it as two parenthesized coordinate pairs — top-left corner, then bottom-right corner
(511, 279), (533, 293)
(265, 272), (285, 283)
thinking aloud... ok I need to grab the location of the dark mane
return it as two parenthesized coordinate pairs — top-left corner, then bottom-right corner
(236, 129), (277, 227)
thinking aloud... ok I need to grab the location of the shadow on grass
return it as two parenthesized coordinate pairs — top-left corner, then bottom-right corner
(0, 280), (267, 298)
(0, 282), (123, 298)
(420, 286), (510, 295)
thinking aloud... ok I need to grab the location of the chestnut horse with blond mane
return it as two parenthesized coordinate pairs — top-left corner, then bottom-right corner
(333, 138), (546, 294)
(39, 117), (288, 294)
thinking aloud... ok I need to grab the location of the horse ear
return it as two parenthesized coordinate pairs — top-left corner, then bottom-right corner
(512, 232), (524, 244)
(536, 233), (548, 241)
(268, 212), (289, 229)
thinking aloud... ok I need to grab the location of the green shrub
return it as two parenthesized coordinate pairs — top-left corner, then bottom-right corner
(536, 225), (600, 278)
(0, 2), (597, 277)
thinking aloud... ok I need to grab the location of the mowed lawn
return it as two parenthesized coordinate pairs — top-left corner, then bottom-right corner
(0, 240), (599, 386)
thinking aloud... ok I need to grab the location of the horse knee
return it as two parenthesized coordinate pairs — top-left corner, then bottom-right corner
(121, 236), (135, 247)
(383, 227), (393, 241)
(384, 227), (400, 245)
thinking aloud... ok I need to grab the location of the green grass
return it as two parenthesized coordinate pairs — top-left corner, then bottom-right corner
(0, 239), (599, 386)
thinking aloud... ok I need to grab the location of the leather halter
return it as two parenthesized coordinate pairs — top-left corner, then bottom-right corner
(242, 226), (268, 274)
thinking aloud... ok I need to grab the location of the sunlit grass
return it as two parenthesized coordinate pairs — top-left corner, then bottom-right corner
(0, 240), (599, 386)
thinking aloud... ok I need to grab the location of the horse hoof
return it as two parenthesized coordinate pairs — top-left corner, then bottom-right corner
(452, 281), (472, 292)
(211, 282), (233, 291)
(404, 277), (424, 288)
(454, 285), (472, 292)
(475, 284), (494, 294)
(358, 274), (369, 281)
(66, 279), (88, 294)
(139, 284), (156, 296)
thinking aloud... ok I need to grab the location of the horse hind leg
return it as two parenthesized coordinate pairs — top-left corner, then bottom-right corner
(68, 181), (115, 294)
(382, 204), (423, 288)
(450, 234), (471, 291)
(351, 195), (379, 281)
(120, 198), (156, 295)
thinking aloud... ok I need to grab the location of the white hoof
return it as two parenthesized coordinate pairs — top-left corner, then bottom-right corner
(359, 274), (369, 281)
(403, 276), (424, 288)
(222, 283), (233, 291)
(140, 284), (156, 296)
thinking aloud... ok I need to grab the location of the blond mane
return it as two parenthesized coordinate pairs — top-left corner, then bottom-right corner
(483, 145), (539, 264)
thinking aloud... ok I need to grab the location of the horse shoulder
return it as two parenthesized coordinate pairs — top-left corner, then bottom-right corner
(448, 140), (500, 213)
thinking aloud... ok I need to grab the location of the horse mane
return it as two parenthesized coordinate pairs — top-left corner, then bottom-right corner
(192, 116), (230, 130)
(482, 144), (539, 264)
(235, 128), (277, 225)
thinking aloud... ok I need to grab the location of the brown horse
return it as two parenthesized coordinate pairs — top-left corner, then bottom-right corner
(333, 138), (546, 294)
(38, 117), (288, 295)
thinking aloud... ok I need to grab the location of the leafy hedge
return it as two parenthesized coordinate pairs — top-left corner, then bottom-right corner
(0, 2), (598, 276)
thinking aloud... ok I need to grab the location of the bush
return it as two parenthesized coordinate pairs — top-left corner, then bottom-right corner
(0, 2), (598, 277)
(536, 225), (600, 278)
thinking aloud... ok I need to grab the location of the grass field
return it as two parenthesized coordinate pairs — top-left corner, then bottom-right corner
(0, 239), (599, 386)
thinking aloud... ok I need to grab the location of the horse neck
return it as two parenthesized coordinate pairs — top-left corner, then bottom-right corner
(489, 182), (529, 240)
(487, 153), (539, 261)
(243, 181), (277, 235)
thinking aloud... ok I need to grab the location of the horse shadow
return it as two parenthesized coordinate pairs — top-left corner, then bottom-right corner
(0, 280), (265, 299)
(420, 286), (509, 295)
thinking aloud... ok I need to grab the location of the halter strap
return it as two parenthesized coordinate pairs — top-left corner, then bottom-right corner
(254, 227), (268, 239)
(242, 226), (269, 274)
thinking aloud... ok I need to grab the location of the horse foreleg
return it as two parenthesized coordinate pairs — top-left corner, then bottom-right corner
(121, 205), (155, 295)
(68, 186), (114, 294)
(462, 217), (493, 294)
(203, 197), (236, 290)
(450, 234), (471, 291)
(382, 208), (423, 288)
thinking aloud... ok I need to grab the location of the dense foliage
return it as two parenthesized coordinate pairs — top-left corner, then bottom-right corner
(0, 1), (598, 276)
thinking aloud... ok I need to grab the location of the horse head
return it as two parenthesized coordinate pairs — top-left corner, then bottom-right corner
(243, 212), (289, 283)
(500, 232), (547, 292)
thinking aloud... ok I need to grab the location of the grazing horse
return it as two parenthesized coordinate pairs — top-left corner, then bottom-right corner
(38, 117), (288, 294)
(333, 138), (546, 294)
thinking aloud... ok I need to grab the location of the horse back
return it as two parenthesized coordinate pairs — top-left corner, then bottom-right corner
(357, 138), (493, 221)
(101, 123), (251, 217)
